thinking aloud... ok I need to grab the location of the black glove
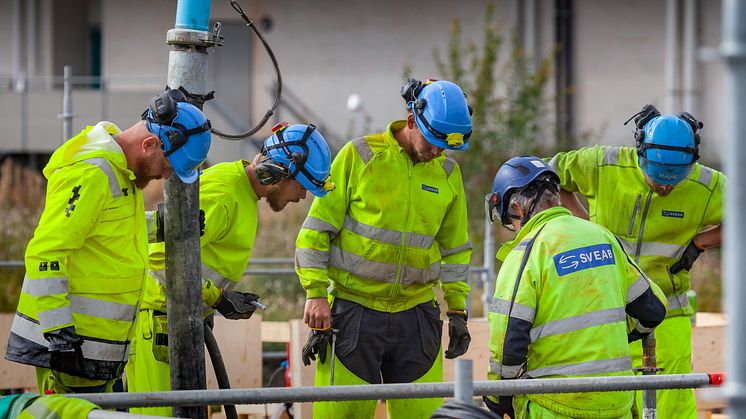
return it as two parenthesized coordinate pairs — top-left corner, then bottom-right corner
(302, 329), (332, 366)
(155, 204), (205, 242)
(670, 241), (704, 274)
(483, 395), (514, 418)
(445, 311), (471, 359)
(44, 326), (84, 375)
(213, 290), (260, 320)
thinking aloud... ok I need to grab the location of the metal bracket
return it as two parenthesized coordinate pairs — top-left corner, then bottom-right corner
(211, 22), (224, 52)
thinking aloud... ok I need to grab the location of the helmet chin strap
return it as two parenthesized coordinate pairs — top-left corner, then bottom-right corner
(519, 182), (554, 227)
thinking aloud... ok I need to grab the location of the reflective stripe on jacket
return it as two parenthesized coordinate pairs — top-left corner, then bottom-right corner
(295, 120), (472, 312)
(6, 122), (147, 380)
(141, 160), (259, 312)
(549, 146), (725, 317)
(488, 207), (667, 418)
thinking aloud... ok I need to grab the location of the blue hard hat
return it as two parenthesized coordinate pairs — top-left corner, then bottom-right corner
(263, 123), (333, 197)
(638, 115), (697, 185)
(486, 156), (559, 227)
(408, 80), (472, 150)
(145, 101), (211, 184)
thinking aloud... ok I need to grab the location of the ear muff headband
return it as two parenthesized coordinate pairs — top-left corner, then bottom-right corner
(260, 124), (328, 189)
(142, 90), (211, 157)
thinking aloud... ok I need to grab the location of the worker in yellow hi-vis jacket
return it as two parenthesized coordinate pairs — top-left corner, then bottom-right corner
(5, 89), (211, 394)
(484, 156), (667, 418)
(548, 105), (725, 418)
(126, 123), (334, 417)
(296, 78), (474, 419)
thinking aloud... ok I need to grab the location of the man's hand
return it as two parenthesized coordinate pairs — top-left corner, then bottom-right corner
(155, 204), (205, 242)
(670, 241), (704, 274)
(445, 311), (471, 359)
(304, 298), (331, 330)
(302, 329), (332, 366)
(213, 290), (260, 320)
(44, 326), (84, 375)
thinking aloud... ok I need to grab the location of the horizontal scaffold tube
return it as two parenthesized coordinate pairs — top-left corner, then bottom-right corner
(68, 374), (717, 409)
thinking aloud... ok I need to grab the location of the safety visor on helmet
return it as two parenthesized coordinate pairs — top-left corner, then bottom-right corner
(484, 192), (500, 224)
(639, 158), (694, 186)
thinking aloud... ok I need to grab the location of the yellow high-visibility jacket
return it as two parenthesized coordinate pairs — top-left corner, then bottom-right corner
(295, 120), (472, 312)
(549, 146), (725, 317)
(5, 122), (147, 380)
(141, 160), (259, 312)
(488, 207), (667, 418)
(1, 393), (98, 419)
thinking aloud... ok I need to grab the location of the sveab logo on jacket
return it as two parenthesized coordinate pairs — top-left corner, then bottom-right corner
(421, 184), (439, 194)
(553, 244), (616, 276)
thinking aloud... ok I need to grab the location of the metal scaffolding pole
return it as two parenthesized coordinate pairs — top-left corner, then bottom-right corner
(163, 1), (213, 418)
(69, 374), (719, 409)
(60, 65), (74, 142)
(721, 0), (746, 416)
(454, 359), (474, 404)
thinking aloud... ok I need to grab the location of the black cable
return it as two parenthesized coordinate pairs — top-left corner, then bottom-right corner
(211, 0), (282, 140)
(204, 320), (239, 419)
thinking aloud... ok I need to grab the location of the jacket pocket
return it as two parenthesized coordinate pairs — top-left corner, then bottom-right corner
(414, 301), (443, 363)
(152, 313), (170, 363)
(331, 300), (364, 359)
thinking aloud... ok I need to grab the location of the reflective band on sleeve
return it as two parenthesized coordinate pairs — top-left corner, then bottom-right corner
(302, 216), (340, 236)
(295, 248), (330, 269)
(84, 157), (121, 197)
(490, 358), (524, 379)
(26, 275), (69, 297)
(626, 276), (650, 303)
(22, 399), (61, 419)
(617, 239), (686, 259)
(38, 305), (73, 331)
(10, 314), (127, 362)
(602, 147), (620, 165)
(352, 137), (374, 163)
(69, 295), (137, 322)
(667, 292), (690, 310)
(489, 297), (536, 323)
(441, 240), (473, 257)
(527, 356), (631, 378)
(149, 269), (166, 286)
(201, 264), (233, 289)
(529, 307), (626, 342)
(440, 264), (469, 282)
(146, 210), (156, 242)
(547, 155), (558, 169)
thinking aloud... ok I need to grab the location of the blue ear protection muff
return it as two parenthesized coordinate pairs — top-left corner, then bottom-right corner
(625, 104), (701, 162)
(141, 89), (211, 157)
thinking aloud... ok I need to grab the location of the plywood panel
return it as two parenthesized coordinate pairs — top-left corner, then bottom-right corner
(0, 313), (37, 389)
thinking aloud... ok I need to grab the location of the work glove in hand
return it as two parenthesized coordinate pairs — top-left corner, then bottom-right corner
(213, 290), (260, 320)
(155, 204), (206, 242)
(445, 312), (471, 359)
(44, 326), (84, 375)
(670, 241), (704, 274)
(302, 329), (332, 366)
(483, 395), (514, 418)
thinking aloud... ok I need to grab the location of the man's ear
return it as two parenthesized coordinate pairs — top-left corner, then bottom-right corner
(143, 135), (160, 152)
(406, 112), (417, 129)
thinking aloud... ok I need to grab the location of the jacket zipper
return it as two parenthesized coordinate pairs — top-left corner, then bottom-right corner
(389, 162), (413, 307)
(633, 190), (654, 264)
(627, 194), (641, 236)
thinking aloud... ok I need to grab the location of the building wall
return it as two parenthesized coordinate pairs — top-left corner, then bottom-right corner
(0, 0), (728, 168)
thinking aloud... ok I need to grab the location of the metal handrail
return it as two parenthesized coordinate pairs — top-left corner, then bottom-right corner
(67, 373), (719, 409)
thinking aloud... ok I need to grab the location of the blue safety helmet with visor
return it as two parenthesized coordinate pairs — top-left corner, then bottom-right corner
(401, 78), (473, 150)
(485, 156), (560, 230)
(256, 122), (334, 197)
(142, 89), (212, 184)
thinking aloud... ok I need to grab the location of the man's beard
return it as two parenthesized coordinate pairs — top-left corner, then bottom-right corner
(266, 189), (288, 212)
(134, 176), (153, 189)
